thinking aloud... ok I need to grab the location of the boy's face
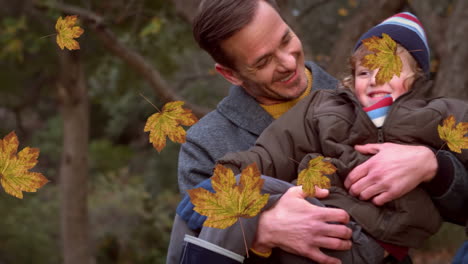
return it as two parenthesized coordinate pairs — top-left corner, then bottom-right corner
(354, 51), (415, 107)
(216, 1), (307, 105)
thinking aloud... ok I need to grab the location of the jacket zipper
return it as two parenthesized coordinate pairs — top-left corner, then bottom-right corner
(377, 128), (384, 142)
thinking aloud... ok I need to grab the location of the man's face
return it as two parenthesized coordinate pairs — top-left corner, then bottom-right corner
(354, 50), (415, 107)
(218, 1), (307, 105)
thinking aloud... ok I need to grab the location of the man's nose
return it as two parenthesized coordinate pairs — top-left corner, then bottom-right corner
(276, 51), (296, 72)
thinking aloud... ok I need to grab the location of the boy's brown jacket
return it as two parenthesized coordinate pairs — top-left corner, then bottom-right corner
(218, 78), (468, 248)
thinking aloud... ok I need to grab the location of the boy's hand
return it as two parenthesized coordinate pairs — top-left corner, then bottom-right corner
(345, 143), (437, 205)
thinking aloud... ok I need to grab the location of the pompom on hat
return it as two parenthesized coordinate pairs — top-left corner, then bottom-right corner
(354, 12), (430, 76)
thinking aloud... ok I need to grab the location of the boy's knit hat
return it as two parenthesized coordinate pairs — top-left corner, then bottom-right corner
(354, 12), (430, 76)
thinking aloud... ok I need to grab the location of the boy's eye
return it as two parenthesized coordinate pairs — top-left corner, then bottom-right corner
(357, 70), (369, 76)
(356, 67), (373, 76)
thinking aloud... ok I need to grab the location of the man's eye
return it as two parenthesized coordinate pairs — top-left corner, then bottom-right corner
(256, 57), (270, 69)
(282, 33), (292, 46)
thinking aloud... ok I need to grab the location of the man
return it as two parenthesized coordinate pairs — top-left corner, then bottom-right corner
(167, 1), (468, 263)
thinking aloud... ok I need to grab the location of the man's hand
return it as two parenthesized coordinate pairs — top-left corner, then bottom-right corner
(344, 143), (437, 206)
(252, 186), (352, 264)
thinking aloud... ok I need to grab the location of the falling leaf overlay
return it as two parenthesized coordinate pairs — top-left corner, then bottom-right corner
(0, 132), (49, 199)
(55, 15), (84, 50)
(297, 156), (334, 197)
(187, 163), (269, 229)
(361, 33), (402, 85)
(144, 101), (198, 152)
(438, 115), (468, 153)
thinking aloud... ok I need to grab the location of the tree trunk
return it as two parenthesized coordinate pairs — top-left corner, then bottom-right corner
(327, 0), (406, 77)
(57, 51), (92, 264)
(432, 0), (468, 100)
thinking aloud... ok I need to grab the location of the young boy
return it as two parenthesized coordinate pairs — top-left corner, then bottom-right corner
(179, 12), (468, 263)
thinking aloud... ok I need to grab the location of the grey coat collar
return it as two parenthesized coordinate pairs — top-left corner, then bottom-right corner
(217, 85), (274, 136)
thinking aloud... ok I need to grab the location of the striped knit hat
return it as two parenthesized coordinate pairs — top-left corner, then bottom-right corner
(354, 12), (430, 76)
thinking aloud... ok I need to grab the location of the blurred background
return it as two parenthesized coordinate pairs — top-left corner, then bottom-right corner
(0, 0), (466, 263)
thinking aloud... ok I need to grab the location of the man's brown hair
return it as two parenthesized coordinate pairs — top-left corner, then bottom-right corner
(193, 0), (278, 69)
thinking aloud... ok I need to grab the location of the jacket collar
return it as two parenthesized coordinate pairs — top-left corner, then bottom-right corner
(217, 85), (274, 136)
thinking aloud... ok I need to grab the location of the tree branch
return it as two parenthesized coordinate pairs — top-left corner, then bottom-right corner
(38, 2), (210, 117)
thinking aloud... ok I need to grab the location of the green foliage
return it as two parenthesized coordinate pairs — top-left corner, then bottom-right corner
(0, 16), (27, 62)
(89, 168), (179, 264)
(89, 139), (133, 173)
(133, 143), (180, 195)
(135, 8), (196, 77)
(30, 115), (63, 180)
(0, 16), (47, 63)
(0, 187), (60, 264)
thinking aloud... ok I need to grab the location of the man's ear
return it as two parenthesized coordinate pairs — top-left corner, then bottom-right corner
(215, 63), (242, 86)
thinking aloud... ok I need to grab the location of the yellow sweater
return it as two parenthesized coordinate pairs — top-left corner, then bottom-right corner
(260, 68), (313, 119)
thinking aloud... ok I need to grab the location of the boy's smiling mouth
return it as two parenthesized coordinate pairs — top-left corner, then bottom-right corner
(369, 92), (390, 98)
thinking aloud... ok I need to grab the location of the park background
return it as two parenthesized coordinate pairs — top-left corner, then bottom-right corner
(0, 0), (466, 263)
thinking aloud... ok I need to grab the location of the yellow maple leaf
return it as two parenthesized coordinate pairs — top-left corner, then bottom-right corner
(438, 115), (468, 153)
(55, 15), (84, 50)
(144, 101), (198, 152)
(338, 8), (349, 16)
(187, 163), (269, 229)
(297, 156), (334, 197)
(361, 33), (402, 85)
(0, 132), (49, 199)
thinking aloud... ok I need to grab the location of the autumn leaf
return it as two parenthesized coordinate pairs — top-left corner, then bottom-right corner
(139, 17), (163, 38)
(338, 8), (349, 16)
(187, 163), (269, 229)
(55, 15), (84, 50)
(0, 131), (49, 199)
(438, 115), (468, 153)
(297, 156), (334, 197)
(144, 101), (198, 152)
(361, 33), (402, 85)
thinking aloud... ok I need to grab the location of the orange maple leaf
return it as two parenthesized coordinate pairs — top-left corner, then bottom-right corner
(187, 163), (269, 229)
(144, 101), (198, 152)
(297, 156), (334, 197)
(55, 15), (84, 50)
(0, 132), (49, 199)
(361, 33), (402, 85)
(438, 115), (468, 153)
